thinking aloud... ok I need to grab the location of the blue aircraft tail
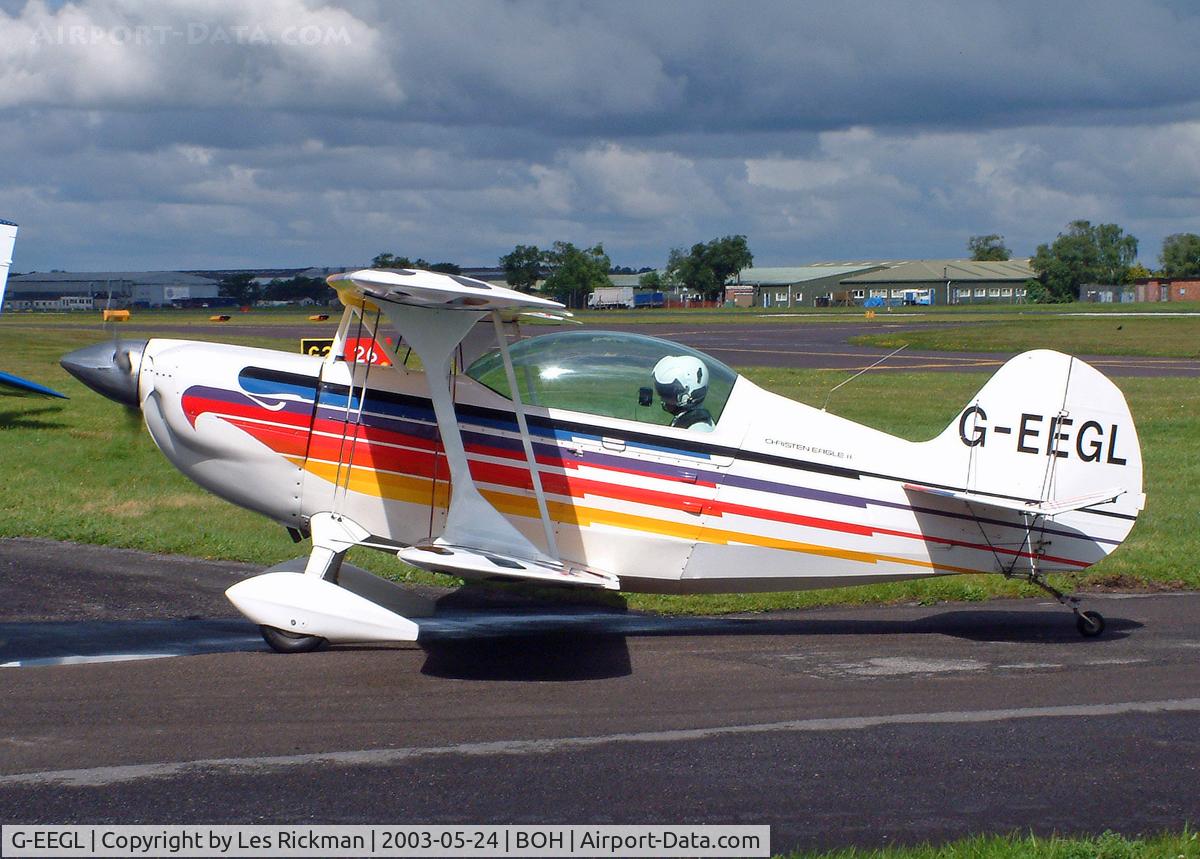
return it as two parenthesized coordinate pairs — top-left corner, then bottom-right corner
(1, 219), (68, 398)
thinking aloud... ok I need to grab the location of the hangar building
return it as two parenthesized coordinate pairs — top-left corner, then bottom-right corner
(735, 263), (892, 308)
(6, 271), (220, 309)
(840, 259), (1035, 305)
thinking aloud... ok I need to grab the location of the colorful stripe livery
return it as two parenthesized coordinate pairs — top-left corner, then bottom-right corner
(177, 365), (1119, 583)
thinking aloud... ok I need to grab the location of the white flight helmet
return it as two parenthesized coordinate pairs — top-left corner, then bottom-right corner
(652, 355), (709, 414)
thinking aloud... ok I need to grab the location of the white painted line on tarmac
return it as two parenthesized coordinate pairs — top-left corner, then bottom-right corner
(3, 697), (1198, 788)
(0, 653), (177, 668)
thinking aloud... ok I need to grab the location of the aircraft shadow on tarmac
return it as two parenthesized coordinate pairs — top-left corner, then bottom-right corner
(0, 609), (1140, 679)
(419, 633), (634, 681)
(417, 609), (1140, 680)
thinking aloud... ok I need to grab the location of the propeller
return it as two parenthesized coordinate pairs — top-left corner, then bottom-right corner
(60, 338), (147, 408)
(61, 284), (147, 410)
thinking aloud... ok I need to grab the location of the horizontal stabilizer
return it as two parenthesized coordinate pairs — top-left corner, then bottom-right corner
(398, 544), (621, 591)
(903, 482), (1127, 517)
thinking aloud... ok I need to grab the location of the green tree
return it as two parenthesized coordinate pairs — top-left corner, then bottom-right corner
(371, 252), (458, 272)
(371, 252), (415, 268)
(638, 270), (664, 289)
(499, 244), (546, 292)
(665, 235), (753, 301)
(542, 241), (611, 308)
(967, 234), (1011, 261)
(1159, 232), (1200, 277)
(1127, 263), (1152, 281)
(262, 276), (329, 303)
(1030, 220), (1139, 302)
(218, 272), (260, 306)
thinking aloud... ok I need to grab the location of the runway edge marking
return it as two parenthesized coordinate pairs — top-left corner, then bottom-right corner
(3, 697), (1199, 788)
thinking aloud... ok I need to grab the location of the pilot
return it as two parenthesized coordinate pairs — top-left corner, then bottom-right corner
(652, 355), (715, 432)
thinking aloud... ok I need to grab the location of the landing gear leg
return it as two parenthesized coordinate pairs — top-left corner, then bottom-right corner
(259, 513), (370, 654)
(1030, 575), (1105, 638)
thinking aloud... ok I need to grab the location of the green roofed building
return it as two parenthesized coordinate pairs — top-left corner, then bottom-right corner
(733, 262), (893, 308)
(840, 258), (1035, 306)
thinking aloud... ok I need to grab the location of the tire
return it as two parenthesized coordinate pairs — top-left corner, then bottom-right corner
(1076, 610), (1105, 638)
(260, 625), (326, 653)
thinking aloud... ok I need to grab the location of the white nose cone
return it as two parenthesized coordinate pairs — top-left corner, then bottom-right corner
(226, 572), (420, 643)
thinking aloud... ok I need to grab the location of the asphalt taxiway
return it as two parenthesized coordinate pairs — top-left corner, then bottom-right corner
(2, 537), (1198, 851)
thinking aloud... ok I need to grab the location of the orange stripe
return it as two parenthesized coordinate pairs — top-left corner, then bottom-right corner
(299, 459), (989, 576)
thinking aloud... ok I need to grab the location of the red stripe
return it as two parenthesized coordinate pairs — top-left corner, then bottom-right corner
(200, 398), (1093, 569)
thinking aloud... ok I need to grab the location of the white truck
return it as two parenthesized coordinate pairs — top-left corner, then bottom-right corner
(587, 286), (636, 309)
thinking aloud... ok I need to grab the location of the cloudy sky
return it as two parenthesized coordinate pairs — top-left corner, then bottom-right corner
(2, 0), (1199, 272)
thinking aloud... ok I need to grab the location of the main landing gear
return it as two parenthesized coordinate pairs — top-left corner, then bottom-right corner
(260, 624), (325, 653)
(1030, 575), (1105, 637)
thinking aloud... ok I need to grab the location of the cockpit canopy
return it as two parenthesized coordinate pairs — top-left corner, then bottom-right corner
(466, 330), (738, 430)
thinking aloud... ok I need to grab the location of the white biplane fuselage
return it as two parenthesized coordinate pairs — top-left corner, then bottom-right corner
(62, 269), (1144, 648)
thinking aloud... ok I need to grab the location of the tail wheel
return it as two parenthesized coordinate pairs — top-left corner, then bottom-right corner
(1076, 610), (1105, 638)
(260, 625), (326, 653)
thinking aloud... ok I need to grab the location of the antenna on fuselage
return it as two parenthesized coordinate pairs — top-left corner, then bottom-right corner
(820, 344), (907, 412)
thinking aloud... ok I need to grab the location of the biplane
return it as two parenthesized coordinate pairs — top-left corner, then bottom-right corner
(62, 268), (1145, 651)
(1, 220), (67, 398)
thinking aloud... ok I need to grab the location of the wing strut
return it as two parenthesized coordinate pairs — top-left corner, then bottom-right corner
(491, 310), (558, 559)
(380, 303), (553, 564)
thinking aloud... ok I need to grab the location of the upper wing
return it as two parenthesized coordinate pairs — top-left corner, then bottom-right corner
(327, 268), (565, 312)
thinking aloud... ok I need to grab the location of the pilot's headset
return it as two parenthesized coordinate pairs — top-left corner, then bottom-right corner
(652, 355), (709, 415)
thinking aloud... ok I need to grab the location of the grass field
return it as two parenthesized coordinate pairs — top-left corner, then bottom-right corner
(781, 829), (1199, 859)
(851, 316), (1200, 358)
(4, 299), (1200, 334)
(1, 320), (1196, 614)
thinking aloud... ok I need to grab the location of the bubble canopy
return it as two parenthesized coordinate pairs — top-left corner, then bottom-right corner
(465, 330), (738, 430)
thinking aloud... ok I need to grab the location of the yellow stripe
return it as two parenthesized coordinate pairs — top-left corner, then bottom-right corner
(298, 460), (986, 576)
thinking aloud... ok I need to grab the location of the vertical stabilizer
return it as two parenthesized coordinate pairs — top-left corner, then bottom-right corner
(0, 220), (16, 314)
(0, 219), (67, 397)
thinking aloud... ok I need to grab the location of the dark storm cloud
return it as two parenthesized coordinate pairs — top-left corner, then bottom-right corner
(1, 0), (1198, 270)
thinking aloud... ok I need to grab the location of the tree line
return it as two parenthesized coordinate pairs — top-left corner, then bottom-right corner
(969, 227), (1200, 302)
(217, 273), (330, 305)
(220, 227), (1199, 307)
(500, 235), (752, 308)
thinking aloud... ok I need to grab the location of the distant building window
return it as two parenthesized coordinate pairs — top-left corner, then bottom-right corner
(776, 292), (787, 302)
(851, 289), (865, 299)
(955, 287), (971, 297)
(1017, 288), (1027, 297)
(870, 289), (887, 298)
(891, 289), (905, 298)
(1001, 287), (1013, 297)
(988, 287), (1001, 297)
(974, 287), (986, 297)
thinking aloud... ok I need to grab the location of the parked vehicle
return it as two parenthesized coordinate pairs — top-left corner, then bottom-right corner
(587, 286), (664, 309)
